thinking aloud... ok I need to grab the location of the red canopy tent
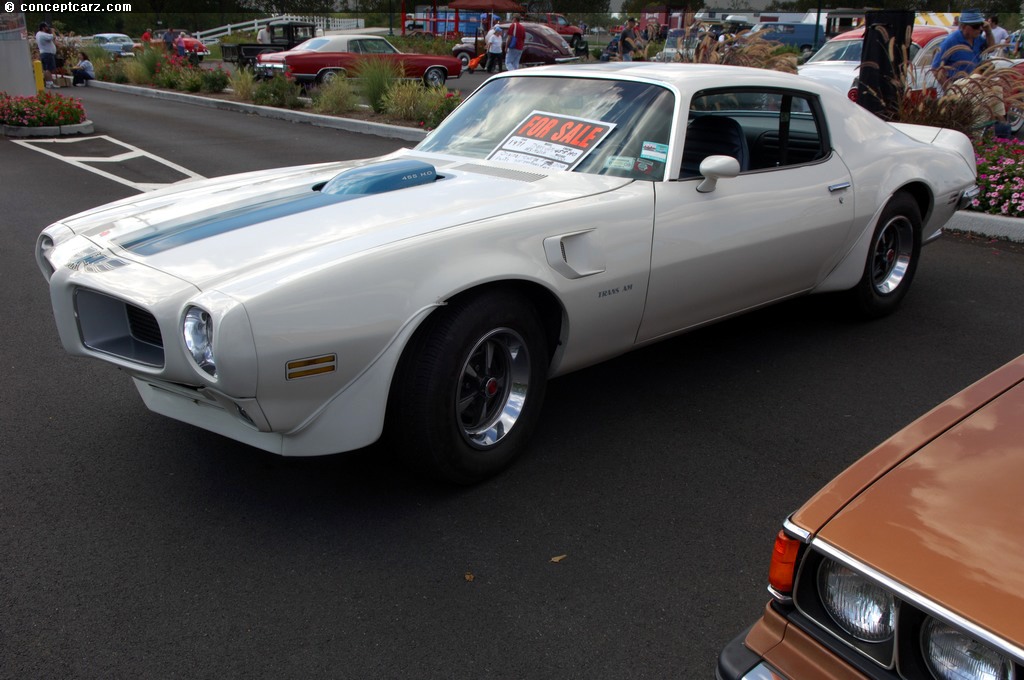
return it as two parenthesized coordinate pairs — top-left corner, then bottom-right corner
(446, 0), (526, 35)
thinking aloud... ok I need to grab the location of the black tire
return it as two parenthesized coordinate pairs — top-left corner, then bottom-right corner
(849, 193), (921, 318)
(423, 66), (446, 87)
(457, 52), (470, 68)
(389, 292), (549, 484)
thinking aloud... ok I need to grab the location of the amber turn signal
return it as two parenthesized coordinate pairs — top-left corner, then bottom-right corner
(768, 530), (801, 595)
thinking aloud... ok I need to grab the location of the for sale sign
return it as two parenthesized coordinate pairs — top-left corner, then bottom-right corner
(487, 111), (616, 171)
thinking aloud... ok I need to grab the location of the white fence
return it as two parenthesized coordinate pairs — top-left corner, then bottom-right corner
(194, 15), (364, 42)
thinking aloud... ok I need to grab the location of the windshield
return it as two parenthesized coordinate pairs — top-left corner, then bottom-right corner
(805, 38), (861, 62)
(418, 76), (675, 181)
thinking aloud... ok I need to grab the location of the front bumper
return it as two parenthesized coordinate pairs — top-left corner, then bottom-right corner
(958, 184), (980, 210)
(717, 626), (788, 680)
(717, 603), (881, 680)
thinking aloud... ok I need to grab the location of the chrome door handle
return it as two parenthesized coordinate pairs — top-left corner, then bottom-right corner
(828, 182), (851, 192)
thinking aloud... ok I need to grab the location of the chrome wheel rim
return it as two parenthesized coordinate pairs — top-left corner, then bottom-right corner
(871, 215), (913, 294)
(424, 68), (443, 87)
(456, 328), (530, 449)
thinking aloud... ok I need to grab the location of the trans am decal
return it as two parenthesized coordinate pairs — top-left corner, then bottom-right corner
(488, 111), (615, 171)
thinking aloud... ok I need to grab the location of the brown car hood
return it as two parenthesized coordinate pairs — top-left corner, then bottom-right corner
(794, 355), (1024, 646)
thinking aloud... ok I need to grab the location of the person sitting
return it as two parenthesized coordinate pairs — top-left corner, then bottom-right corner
(72, 51), (95, 86)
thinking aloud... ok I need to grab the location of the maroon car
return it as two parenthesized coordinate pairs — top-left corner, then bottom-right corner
(452, 22), (578, 70)
(256, 34), (462, 87)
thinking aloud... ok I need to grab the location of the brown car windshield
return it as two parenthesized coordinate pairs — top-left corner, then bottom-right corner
(418, 76), (676, 181)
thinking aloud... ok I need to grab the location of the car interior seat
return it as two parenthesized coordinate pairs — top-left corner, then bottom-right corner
(680, 116), (750, 178)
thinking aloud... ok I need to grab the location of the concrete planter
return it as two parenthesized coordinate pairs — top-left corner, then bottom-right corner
(946, 210), (1024, 243)
(2, 119), (94, 138)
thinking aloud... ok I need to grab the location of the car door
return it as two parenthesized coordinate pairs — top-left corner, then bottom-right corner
(637, 88), (855, 342)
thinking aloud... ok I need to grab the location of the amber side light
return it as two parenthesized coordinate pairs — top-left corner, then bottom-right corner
(768, 530), (801, 594)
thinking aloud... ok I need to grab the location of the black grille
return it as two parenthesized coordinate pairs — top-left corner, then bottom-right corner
(127, 305), (163, 347)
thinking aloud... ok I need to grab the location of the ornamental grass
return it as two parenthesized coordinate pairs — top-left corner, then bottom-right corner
(0, 91), (86, 127)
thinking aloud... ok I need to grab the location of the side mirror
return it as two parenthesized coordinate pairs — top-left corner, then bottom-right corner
(696, 155), (740, 193)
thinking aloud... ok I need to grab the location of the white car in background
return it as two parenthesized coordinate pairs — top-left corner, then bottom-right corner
(798, 24), (953, 101)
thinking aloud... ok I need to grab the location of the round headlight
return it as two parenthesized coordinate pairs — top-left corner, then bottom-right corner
(922, 617), (1012, 680)
(817, 558), (895, 642)
(183, 307), (216, 377)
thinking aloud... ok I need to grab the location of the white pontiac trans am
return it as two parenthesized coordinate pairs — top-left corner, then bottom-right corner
(36, 64), (978, 484)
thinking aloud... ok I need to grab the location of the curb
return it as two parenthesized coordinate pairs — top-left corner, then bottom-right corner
(86, 80), (429, 143)
(945, 209), (1024, 243)
(3, 119), (95, 137)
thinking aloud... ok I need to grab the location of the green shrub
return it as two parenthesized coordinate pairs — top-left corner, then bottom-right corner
(200, 66), (230, 93)
(253, 73), (304, 109)
(95, 59), (129, 84)
(136, 46), (162, 80)
(381, 83), (463, 129)
(311, 76), (359, 114)
(423, 87), (462, 129)
(382, 80), (432, 120)
(121, 57), (152, 84)
(177, 67), (204, 92)
(353, 57), (404, 113)
(229, 68), (257, 101)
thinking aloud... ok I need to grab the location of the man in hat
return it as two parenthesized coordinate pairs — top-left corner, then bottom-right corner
(932, 9), (994, 86)
(35, 22), (59, 88)
(620, 17), (638, 61)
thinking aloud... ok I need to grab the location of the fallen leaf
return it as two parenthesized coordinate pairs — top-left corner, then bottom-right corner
(550, 554), (567, 563)
(464, 571), (475, 582)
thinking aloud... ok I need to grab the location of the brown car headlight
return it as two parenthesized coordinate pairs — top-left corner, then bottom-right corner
(921, 617), (1013, 680)
(817, 558), (895, 642)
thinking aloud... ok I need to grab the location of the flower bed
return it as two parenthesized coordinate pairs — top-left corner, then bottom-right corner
(973, 134), (1024, 216)
(0, 91), (86, 127)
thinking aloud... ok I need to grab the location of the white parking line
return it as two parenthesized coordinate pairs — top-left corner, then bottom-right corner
(12, 135), (206, 193)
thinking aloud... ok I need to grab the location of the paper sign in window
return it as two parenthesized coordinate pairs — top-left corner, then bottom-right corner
(487, 111), (616, 171)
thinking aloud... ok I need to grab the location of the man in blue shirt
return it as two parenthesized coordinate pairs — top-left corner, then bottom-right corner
(932, 9), (994, 86)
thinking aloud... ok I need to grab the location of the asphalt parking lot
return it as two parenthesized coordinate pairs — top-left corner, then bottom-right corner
(2, 84), (1023, 679)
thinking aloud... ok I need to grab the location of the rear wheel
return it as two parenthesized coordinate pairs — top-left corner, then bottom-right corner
(849, 193), (921, 318)
(388, 292), (549, 485)
(423, 66), (446, 87)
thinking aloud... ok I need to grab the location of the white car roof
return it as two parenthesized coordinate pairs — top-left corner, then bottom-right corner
(490, 62), (841, 99)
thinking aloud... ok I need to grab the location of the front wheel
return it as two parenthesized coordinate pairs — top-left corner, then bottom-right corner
(849, 193), (921, 318)
(457, 52), (470, 68)
(423, 67), (446, 87)
(388, 292), (549, 484)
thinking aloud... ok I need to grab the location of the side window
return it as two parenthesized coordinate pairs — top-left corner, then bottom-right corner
(681, 89), (827, 178)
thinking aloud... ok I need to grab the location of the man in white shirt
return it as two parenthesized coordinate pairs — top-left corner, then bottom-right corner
(35, 22), (58, 88)
(257, 24), (271, 44)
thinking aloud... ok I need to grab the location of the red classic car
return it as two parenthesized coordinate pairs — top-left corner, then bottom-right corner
(151, 29), (210, 60)
(256, 34), (462, 87)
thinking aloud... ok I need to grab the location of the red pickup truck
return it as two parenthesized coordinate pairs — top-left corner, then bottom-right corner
(526, 13), (585, 48)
